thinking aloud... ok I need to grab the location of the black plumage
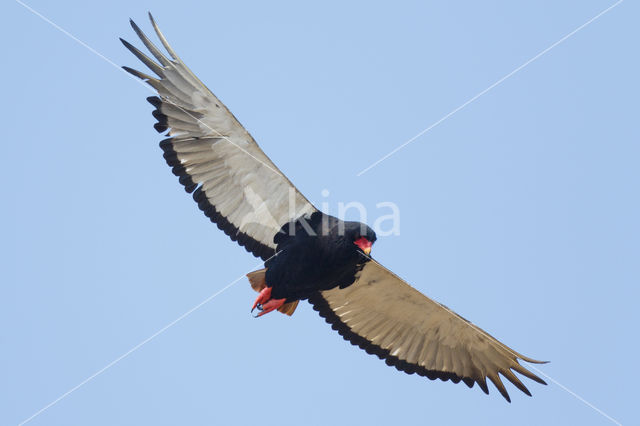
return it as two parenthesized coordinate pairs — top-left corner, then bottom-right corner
(266, 212), (376, 301)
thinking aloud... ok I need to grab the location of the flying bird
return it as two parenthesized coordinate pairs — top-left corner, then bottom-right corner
(121, 14), (547, 402)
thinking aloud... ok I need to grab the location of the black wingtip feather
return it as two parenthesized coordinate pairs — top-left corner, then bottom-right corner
(151, 109), (164, 120)
(504, 370), (533, 397)
(488, 375), (511, 402)
(145, 96), (169, 133)
(119, 37), (135, 52)
(129, 18), (139, 31)
(147, 96), (161, 107)
(152, 109), (168, 133)
(513, 362), (548, 385)
(477, 378), (490, 395)
(153, 122), (168, 133)
(121, 66), (151, 81)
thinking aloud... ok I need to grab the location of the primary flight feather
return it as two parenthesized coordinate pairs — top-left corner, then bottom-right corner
(121, 13), (547, 402)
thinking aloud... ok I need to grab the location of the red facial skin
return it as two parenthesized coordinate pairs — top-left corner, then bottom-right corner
(354, 237), (373, 255)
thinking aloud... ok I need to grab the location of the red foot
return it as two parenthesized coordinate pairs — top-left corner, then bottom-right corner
(256, 298), (286, 317)
(252, 286), (272, 311)
(251, 286), (286, 317)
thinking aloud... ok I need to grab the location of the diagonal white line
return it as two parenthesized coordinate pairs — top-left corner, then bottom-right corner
(17, 256), (271, 426)
(443, 300), (623, 425)
(451, 313), (623, 425)
(531, 368), (623, 426)
(356, 0), (625, 176)
(14, 0), (285, 179)
(15, 0), (117, 66)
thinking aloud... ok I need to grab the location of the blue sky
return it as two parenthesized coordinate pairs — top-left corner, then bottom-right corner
(2, 1), (637, 425)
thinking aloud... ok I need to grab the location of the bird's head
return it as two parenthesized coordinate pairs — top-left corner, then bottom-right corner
(345, 222), (377, 257)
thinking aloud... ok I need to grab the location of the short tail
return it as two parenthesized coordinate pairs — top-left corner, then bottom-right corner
(246, 268), (299, 316)
(247, 268), (267, 292)
(277, 300), (299, 316)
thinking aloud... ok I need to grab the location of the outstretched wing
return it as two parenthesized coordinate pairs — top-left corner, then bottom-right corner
(121, 14), (316, 260)
(308, 260), (547, 401)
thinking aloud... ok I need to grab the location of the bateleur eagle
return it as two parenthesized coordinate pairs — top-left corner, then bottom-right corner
(121, 14), (547, 402)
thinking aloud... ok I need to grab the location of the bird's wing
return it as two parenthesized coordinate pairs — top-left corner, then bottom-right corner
(308, 260), (547, 401)
(121, 14), (316, 260)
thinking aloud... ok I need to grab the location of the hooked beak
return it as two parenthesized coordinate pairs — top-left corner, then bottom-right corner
(354, 237), (372, 256)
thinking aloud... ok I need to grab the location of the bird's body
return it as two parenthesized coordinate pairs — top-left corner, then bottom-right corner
(122, 14), (547, 402)
(265, 212), (376, 301)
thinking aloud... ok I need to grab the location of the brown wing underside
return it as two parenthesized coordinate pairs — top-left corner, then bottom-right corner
(308, 260), (547, 402)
